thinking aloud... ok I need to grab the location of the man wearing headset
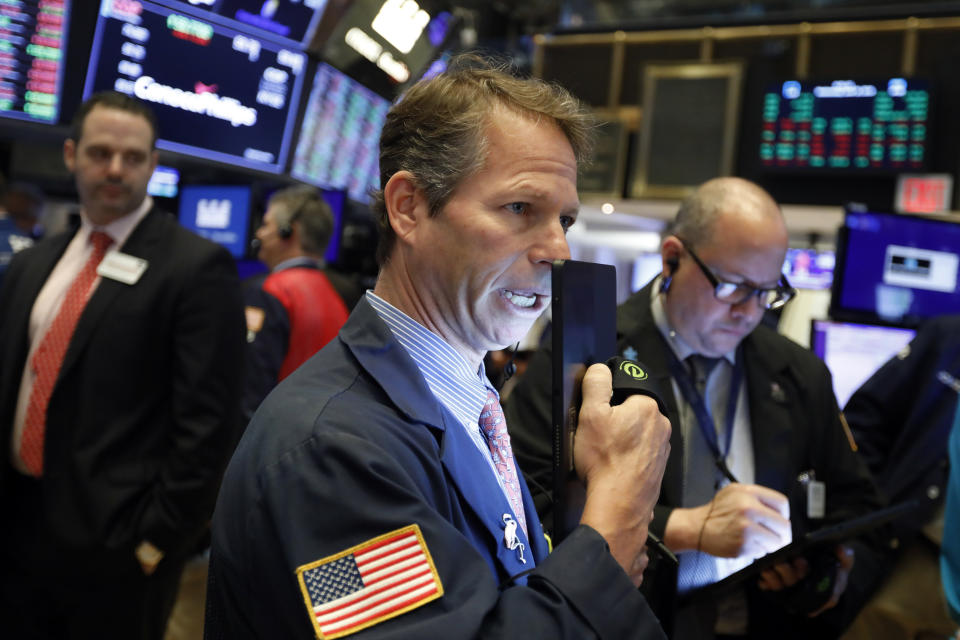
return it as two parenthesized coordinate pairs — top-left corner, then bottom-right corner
(507, 177), (883, 639)
(242, 185), (350, 421)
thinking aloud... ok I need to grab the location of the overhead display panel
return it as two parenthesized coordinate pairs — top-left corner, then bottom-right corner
(152, 0), (328, 48)
(322, 0), (455, 97)
(85, 0), (307, 173)
(759, 78), (930, 171)
(290, 62), (390, 203)
(0, 0), (71, 124)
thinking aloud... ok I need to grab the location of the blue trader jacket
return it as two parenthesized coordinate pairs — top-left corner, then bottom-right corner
(206, 298), (664, 639)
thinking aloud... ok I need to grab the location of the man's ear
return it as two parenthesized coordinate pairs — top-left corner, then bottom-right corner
(383, 170), (428, 246)
(63, 138), (76, 173)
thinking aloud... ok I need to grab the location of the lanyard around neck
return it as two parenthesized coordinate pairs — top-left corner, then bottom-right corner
(664, 345), (743, 484)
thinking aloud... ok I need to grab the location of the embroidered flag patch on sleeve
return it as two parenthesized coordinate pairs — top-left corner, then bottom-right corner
(296, 524), (444, 639)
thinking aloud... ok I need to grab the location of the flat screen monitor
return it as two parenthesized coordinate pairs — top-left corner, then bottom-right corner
(150, 0), (328, 48)
(810, 319), (915, 409)
(0, 0), (72, 124)
(290, 62), (390, 203)
(782, 247), (835, 290)
(831, 208), (960, 325)
(147, 165), (179, 198)
(759, 78), (930, 171)
(178, 184), (252, 258)
(85, 0), (307, 173)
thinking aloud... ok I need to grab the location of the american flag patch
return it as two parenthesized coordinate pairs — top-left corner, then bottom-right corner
(296, 524), (444, 639)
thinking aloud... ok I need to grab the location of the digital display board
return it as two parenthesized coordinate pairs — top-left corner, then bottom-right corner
(153, 0), (327, 48)
(179, 184), (251, 258)
(810, 319), (915, 409)
(291, 62), (390, 203)
(0, 0), (71, 124)
(831, 208), (960, 325)
(85, 0), (307, 173)
(760, 78), (930, 171)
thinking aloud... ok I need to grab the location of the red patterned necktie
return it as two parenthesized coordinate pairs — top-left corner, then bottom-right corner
(20, 231), (114, 476)
(479, 389), (527, 538)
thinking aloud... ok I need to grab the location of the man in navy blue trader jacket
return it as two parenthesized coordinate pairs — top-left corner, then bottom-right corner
(206, 56), (673, 639)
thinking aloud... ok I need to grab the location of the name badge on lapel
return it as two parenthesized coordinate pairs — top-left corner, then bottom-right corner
(98, 251), (148, 285)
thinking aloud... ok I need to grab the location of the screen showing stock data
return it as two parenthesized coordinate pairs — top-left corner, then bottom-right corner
(153, 0), (327, 48)
(759, 78), (930, 171)
(0, 0), (71, 124)
(291, 62), (390, 203)
(85, 0), (307, 173)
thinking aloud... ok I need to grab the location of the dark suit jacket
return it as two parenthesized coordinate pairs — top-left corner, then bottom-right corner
(844, 314), (960, 550)
(506, 280), (882, 638)
(0, 207), (246, 570)
(208, 299), (664, 639)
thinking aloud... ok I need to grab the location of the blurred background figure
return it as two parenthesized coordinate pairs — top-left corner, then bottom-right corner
(0, 180), (46, 288)
(841, 314), (960, 640)
(242, 185), (352, 422)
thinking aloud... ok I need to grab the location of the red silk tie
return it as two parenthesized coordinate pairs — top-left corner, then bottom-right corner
(479, 389), (527, 538)
(20, 231), (114, 476)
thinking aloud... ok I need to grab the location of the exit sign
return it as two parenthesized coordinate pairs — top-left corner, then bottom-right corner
(895, 174), (953, 213)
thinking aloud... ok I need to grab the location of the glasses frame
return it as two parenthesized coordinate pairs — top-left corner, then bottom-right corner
(678, 240), (796, 310)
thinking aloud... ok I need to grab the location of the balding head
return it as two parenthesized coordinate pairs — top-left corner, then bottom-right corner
(669, 177), (784, 250)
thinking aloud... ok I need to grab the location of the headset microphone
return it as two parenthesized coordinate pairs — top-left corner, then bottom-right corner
(250, 236), (261, 252)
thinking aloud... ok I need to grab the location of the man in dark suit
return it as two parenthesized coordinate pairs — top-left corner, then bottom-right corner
(0, 92), (245, 639)
(841, 314), (960, 640)
(507, 177), (882, 639)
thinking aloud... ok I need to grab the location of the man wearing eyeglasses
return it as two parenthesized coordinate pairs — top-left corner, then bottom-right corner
(506, 177), (882, 639)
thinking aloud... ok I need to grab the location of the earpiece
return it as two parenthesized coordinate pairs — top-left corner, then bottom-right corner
(277, 191), (319, 240)
(660, 257), (679, 293)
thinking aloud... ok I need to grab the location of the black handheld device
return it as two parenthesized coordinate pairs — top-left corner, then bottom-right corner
(605, 356), (677, 565)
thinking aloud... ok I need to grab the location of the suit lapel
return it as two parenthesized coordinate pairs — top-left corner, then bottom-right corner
(343, 300), (536, 578)
(6, 231), (75, 350)
(438, 411), (536, 576)
(617, 282), (684, 507)
(58, 209), (165, 380)
(743, 335), (795, 493)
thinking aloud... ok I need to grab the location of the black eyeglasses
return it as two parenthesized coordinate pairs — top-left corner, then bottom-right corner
(679, 240), (796, 310)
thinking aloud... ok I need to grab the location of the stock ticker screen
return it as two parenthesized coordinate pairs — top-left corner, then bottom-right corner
(85, 0), (307, 173)
(760, 78), (930, 171)
(291, 62), (390, 203)
(0, 0), (71, 124)
(154, 0), (327, 48)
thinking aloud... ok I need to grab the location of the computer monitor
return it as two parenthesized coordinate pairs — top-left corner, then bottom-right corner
(830, 208), (960, 325)
(147, 166), (179, 198)
(759, 78), (930, 171)
(0, 0), (72, 124)
(290, 62), (390, 203)
(782, 247), (835, 290)
(178, 185), (252, 259)
(150, 0), (328, 48)
(84, 0), (307, 173)
(809, 319), (916, 408)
